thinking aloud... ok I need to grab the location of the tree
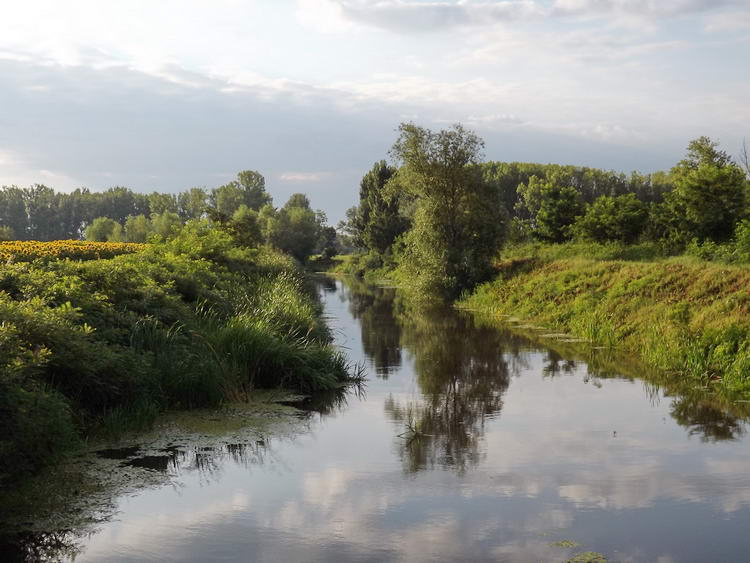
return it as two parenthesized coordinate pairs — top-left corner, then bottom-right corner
(24, 184), (63, 240)
(668, 136), (748, 242)
(534, 181), (582, 243)
(237, 170), (272, 210)
(211, 170), (272, 217)
(317, 225), (338, 259)
(354, 161), (408, 255)
(177, 187), (208, 220)
(265, 194), (325, 262)
(90, 187), (150, 224)
(210, 183), (246, 217)
(573, 193), (647, 243)
(284, 193), (311, 210)
(740, 138), (750, 179)
(0, 186), (28, 239)
(0, 225), (15, 241)
(229, 205), (262, 247)
(84, 217), (122, 242)
(389, 123), (505, 298)
(150, 211), (182, 239)
(124, 214), (152, 243)
(515, 175), (548, 223)
(148, 192), (178, 215)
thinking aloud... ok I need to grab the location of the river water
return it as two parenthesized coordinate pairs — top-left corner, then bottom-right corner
(15, 277), (750, 562)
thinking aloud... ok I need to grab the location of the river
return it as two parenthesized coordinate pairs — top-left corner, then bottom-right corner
(7, 277), (750, 562)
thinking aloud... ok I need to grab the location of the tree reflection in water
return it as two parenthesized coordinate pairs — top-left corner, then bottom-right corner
(339, 279), (750, 476)
(338, 278), (403, 378)
(388, 301), (511, 474)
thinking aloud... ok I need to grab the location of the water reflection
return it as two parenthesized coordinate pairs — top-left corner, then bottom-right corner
(341, 281), (748, 466)
(670, 396), (746, 443)
(336, 278), (403, 378)
(6, 277), (750, 563)
(384, 304), (510, 474)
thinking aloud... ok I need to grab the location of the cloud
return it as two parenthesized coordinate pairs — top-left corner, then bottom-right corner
(311, 0), (742, 33)
(0, 57), (400, 221)
(336, 0), (544, 32)
(279, 171), (331, 182)
(551, 0), (739, 18)
(705, 10), (750, 32)
(0, 148), (80, 191)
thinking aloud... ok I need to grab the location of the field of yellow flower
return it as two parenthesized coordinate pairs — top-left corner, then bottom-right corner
(0, 240), (145, 262)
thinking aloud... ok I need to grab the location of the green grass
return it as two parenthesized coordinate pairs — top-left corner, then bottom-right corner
(463, 246), (750, 401)
(327, 252), (397, 281)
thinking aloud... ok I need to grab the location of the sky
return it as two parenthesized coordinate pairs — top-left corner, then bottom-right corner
(0, 0), (748, 221)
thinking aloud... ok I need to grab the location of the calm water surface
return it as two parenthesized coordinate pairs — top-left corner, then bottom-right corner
(45, 279), (750, 561)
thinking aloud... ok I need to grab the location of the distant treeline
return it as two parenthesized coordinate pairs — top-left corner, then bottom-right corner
(0, 170), (336, 262)
(339, 124), (750, 298)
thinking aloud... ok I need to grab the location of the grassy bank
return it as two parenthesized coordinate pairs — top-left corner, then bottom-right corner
(0, 223), (360, 483)
(462, 244), (750, 400)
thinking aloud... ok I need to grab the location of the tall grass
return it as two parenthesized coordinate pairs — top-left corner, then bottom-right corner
(0, 224), (361, 482)
(463, 251), (750, 400)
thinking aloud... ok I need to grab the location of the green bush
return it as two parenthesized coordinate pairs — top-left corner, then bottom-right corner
(0, 221), (359, 482)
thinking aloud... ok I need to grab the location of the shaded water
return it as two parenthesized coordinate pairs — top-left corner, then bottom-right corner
(9, 277), (750, 562)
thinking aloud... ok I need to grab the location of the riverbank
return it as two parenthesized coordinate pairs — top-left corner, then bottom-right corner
(462, 248), (750, 401)
(0, 224), (360, 484)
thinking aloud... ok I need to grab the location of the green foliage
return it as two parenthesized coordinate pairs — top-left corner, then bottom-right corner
(389, 123), (506, 299)
(177, 187), (209, 220)
(0, 225), (15, 240)
(349, 160), (409, 254)
(150, 211), (183, 239)
(0, 223), (359, 483)
(263, 194), (327, 262)
(464, 253), (750, 401)
(229, 205), (263, 247)
(123, 214), (152, 243)
(667, 137), (748, 243)
(84, 217), (123, 242)
(573, 193), (648, 243)
(530, 179), (582, 243)
(211, 170), (272, 216)
(148, 192), (178, 215)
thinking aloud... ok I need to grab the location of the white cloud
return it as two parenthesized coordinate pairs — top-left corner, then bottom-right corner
(0, 148), (80, 190)
(306, 0), (743, 33)
(705, 10), (750, 32)
(295, 0), (357, 33)
(279, 172), (330, 182)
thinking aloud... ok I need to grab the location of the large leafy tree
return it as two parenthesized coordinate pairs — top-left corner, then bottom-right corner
(667, 137), (748, 242)
(84, 217), (122, 242)
(0, 186), (29, 239)
(353, 160), (408, 255)
(211, 170), (273, 217)
(150, 211), (183, 239)
(229, 204), (262, 247)
(124, 214), (152, 243)
(573, 193), (648, 243)
(389, 123), (505, 298)
(264, 194), (325, 262)
(534, 182), (582, 243)
(178, 187), (208, 220)
(148, 192), (178, 215)
(517, 175), (582, 243)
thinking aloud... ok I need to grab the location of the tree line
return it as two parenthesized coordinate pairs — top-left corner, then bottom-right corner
(0, 171), (336, 262)
(341, 123), (750, 298)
